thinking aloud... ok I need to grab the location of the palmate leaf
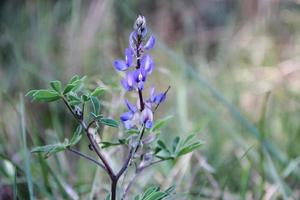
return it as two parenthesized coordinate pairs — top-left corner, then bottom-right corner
(155, 134), (203, 160)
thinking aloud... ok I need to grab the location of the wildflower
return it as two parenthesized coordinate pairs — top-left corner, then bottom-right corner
(113, 15), (167, 129)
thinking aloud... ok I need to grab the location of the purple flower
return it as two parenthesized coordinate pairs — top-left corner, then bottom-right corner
(150, 87), (166, 104)
(140, 107), (153, 129)
(120, 99), (138, 129)
(114, 15), (168, 130)
(113, 48), (134, 71)
(114, 60), (128, 71)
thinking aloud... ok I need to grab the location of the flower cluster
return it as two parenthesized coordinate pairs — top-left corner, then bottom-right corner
(113, 15), (167, 129)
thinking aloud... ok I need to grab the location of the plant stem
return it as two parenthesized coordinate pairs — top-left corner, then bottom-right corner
(62, 97), (116, 180)
(111, 178), (118, 200)
(67, 147), (106, 171)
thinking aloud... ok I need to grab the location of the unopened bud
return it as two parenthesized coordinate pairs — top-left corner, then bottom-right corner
(134, 15), (147, 37)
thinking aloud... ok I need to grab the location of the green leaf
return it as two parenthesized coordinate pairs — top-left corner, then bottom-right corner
(157, 140), (169, 153)
(105, 194), (110, 200)
(172, 136), (180, 154)
(69, 126), (82, 146)
(67, 94), (82, 106)
(151, 115), (173, 132)
(31, 90), (61, 102)
(63, 84), (75, 94)
(82, 94), (90, 102)
(136, 185), (173, 200)
(50, 80), (62, 93)
(69, 75), (80, 84)
(100, 118), (118, 128)
(91, 96), (100, 115)
(31, 140), (68, 158)
(26, 90), (38, 97)
(100, 141), (122, 148)
(91, 87), (105, 97)
(177, 141), (203, 157)
(63, 80), (82, 94)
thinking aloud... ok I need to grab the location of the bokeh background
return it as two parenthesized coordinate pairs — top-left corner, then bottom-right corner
(1, 0), (300, 199)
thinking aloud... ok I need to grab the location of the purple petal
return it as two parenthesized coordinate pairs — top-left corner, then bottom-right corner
(141, 54), (154, 74)
(133, 68), (147, 82)
(150, 87), (155, 102)
(145, 120), (153, 129)
(124, 120), (134, 129)
(121, 79), (130, 91)
(140, 107), (153, 124)
(125, 48), (133, 67)
(154, 93), (166, 104)
(144, 35), (155, 50)
(129, 31), (137, 50)
(114, 60), (128, 71)
(125, 99), (137, 113)
(120, 111), (133, 121)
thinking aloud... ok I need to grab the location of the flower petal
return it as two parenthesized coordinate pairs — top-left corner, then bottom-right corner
(140, 107), (153, 124)
(129, 31), (137, 50)
(144, 35), (155, 50)
(124, 120), (134, 129)
(141, 54), (154, 74)
(145, 120), (153, 129)
(154, 93), (166, 104)
(125, 99), (137, 113)
(150, 86), (155, 102)
(125, 48), (133, 67)
(114, 60), (128, 71)
(120, 111), (133, 121)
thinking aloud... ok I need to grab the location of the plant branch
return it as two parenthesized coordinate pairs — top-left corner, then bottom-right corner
(67, 147), (107, 171)
(62, 97), (116, 179)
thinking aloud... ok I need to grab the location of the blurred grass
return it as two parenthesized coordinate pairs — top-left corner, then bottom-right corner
(1, 0), (300, 199)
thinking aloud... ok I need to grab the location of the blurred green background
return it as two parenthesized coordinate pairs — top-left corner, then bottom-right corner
(1, 0), (300, 199)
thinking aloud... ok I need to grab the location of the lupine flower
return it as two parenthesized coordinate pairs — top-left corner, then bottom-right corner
(113, 15), (167, 129)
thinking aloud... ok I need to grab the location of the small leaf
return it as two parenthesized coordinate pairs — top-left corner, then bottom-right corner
(63, 84), (75, 94)
(31, 142), (67, 158)
(69, 75), (80, 84)
(177, 141), (203, 157)
(100, 141), (122, 148)
(67, 94), (82, 106)
(26, 90), (38, 97)
(91, 96), (100, 115)
(69, 126), (82, 146)
(82, 94), (90, 102)
(100, 118), (118, 128)
(172, 136), (180, 154)
(157, 140), (168, 151)
(31, 90), (61, 102)
(151, 115), (173, 132)
(91, 87), (105, 97)
(50, 80), (62, 93)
